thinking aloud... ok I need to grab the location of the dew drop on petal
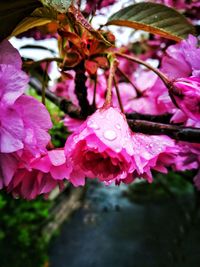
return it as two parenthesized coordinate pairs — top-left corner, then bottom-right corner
(103, 130), (117, 141)
(115, 123), (121, 130)
(73, 136), (79, 143)
(115, 147), (121, 153)
(88, 120), (99, 130)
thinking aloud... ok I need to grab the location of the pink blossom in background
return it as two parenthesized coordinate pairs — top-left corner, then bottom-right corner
(172, 142), (200, 172)
(154, 0), (186, 9)
(172, 142), (200, 189)
(85, 0), (117, 14)
(63, 116), (83, 132)
(161, 35), (200, 79)
(172, 77), (200, 122)
(51, 71), (79, 106)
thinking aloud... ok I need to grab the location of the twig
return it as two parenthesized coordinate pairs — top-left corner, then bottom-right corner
(74, 61), (94, 117)
(104, 57), (118, 106)
(114, 77), (124, 113)
(117, 67), (142, 97)
(30, 78), (200, 143)
(116, 52), (170, 88)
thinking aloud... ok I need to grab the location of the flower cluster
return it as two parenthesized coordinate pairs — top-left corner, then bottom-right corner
(0, 41), (69, 199)
(0, 0), (200, 200)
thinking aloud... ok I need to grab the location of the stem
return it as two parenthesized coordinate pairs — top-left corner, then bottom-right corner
(41, 62), (49, 105)
(126, 112), (171, 123)
(74, 61), (93, 117)
(117, 67), (142, 97)
(105, 58), (118, 106)
(92, 75), (97, 109)
(115, 52), (170, 88)
(114, 77), (124, 113)
(30, 77), (200, 143)
(23, 57), (62, 70)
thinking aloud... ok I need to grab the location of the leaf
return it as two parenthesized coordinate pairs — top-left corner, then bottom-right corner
(11, 7), (57, 38)
(106, 2), (195, 41)
(0, 0), (42, 41)
(41, 0), (72, 13)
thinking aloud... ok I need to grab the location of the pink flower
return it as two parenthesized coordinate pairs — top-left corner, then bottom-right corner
(64, 107), (134, 186)
(14, 95), (52, 155)
(117, 133), (176, 184)
(172, 142), (200, 172)
(31, 149), (70, 180)
(161, 35), (200, 79)
(172, 77), (200, 122)
(0, 105), (24, 153)
(63, 116), (83, 132)
(0, 95), (52, 154)
(0, 40), (29, 106)
(0, 40), (22, 69)
(64, 106), (176, 186)
(85, 0), (117, 14)
(50, 71), (79, 106)
(6, 149), (68, 200)
(0, 152), (19, 189)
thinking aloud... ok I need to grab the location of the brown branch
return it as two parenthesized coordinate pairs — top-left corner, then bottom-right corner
(74, 61), (94, 117)
(128, 120), (200, 143)
(30, 78), (200, 143)
(126, 112), (172, 123)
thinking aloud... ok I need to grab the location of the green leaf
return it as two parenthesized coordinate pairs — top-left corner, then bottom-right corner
(106, 2), (195, 41)
(11, 7), (57, 38)
(0, 0), (42, 41)
(41, 0), (72, 13)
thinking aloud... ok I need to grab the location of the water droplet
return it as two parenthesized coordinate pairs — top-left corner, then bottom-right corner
(149, 143), (153, 148)
(88, 120), (99, 130)
(115, 147), (121, 153)
(103, 130), (117, 141)
(73, 136), (79, 143)
(106, 113), (111, 120)
(115, 123), (121, 130)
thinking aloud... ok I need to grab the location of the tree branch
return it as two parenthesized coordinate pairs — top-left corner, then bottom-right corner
(128, 120), (200, 143)
(74, 61), (94, 117)
(126, 112), (172, 123)
(30, 78), (200, 143)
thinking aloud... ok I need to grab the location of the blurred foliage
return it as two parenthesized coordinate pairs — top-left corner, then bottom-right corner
(0, 192), (52, 267)
(126, 171), (195, 203)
